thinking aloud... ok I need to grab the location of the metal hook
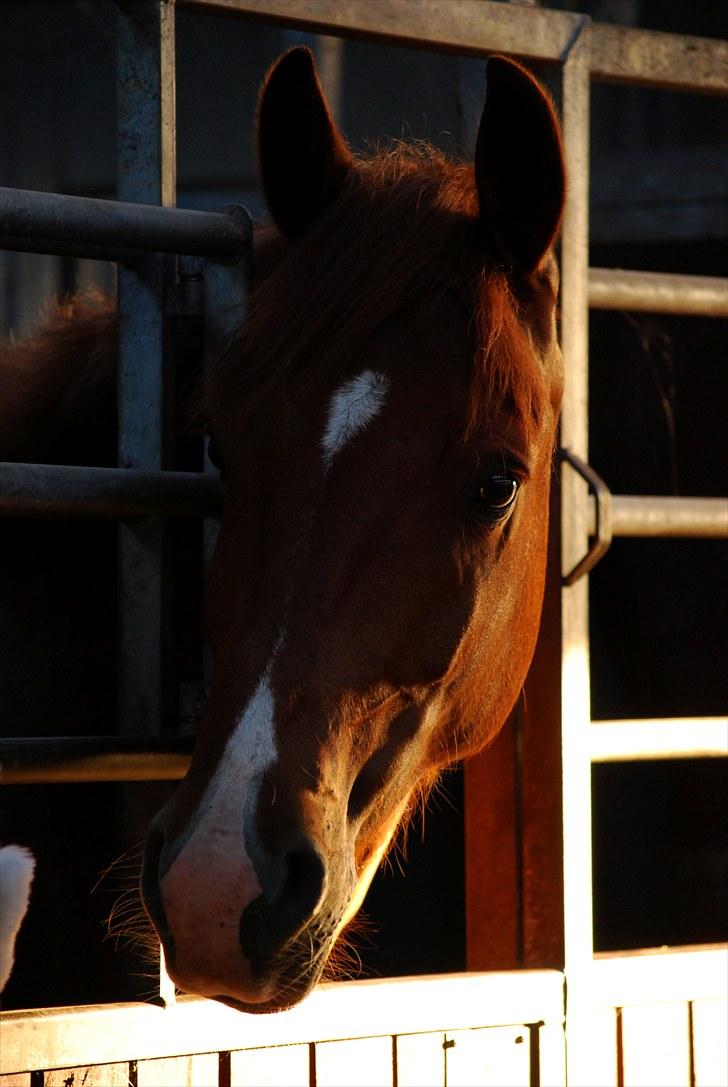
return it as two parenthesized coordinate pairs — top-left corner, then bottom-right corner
(560, 449), (613, 586)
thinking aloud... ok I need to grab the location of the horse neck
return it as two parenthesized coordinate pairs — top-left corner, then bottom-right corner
(0, 294), (117, 466)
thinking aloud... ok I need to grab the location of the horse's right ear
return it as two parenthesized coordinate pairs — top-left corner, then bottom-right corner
(475, 56), (566, 273)
(258, 47), (354, 240)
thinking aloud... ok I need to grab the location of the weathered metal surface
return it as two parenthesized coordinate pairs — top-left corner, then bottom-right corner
(0, 187), (251, 262)
(589, 718), (728, 763)
(589, 267), (728, 318)
(595, 495), (728, 539)
(180, 0), (584, 61)
(590, 24), (728, 94)
(116, 0), (177, 739)
(181, 0), (727, 94)
(0, 462), (221, 520)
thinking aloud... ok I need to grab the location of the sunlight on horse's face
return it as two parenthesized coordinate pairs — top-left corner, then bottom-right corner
(141, 46), (565, 1011)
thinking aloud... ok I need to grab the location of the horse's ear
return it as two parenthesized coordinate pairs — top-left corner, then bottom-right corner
(258, 47), (354, 240)
(475, 56), (565, 273)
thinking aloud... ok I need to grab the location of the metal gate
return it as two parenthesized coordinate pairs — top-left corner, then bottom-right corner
(1, 3), (726, 1085)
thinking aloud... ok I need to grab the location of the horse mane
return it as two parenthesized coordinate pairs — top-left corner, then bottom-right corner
(0, 289), (117, 465)
(207, 141), (548, 442)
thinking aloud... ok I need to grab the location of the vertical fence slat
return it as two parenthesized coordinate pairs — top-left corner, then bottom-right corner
(691, 999), (728, 1087)
(314, 1037), (393, 1087)
(230, 1045), (311, 1087)
(136, 1053), (218, 1087)
(620, 1003), (691, 1087)
(443, 1027), (531, 1087)
(395, 1033), (445, 1087)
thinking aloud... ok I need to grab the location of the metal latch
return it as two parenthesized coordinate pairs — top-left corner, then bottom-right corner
(560, 449), (613, 586)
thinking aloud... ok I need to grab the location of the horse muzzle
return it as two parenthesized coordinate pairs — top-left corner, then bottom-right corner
(140, 810), (354, 1010)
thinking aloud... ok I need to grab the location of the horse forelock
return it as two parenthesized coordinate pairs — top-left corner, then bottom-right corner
(205, 142), (551, 444)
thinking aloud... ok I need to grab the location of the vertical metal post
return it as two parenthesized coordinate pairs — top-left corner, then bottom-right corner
(558, 21), (597, 1084)
(115, 0), (176, 738)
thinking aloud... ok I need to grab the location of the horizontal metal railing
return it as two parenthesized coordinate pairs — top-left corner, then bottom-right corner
(180, 0), (728, 93)
(0, 187), (251, 263)
(0, 737), (193, 785)
(590, 719), (728, 763)
(590, 495), (728, 540)
(588, 268), (728, 318)
(0, 463), (222, 520)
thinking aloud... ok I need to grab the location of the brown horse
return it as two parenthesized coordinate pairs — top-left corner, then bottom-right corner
(3, 45), (565, 1012)
(140, 47), (564, 1012)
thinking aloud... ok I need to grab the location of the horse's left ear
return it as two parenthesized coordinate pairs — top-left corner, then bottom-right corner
(258, 47), (354, 240)
(475, 56), (566, 273)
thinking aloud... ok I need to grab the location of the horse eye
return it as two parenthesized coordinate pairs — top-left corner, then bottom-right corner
(475, 474), (519, 520)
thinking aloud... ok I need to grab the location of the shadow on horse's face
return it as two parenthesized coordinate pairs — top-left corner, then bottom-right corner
(142, 47), (565, 1011)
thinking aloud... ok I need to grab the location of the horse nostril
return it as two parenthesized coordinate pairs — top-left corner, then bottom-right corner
(239, 835), (327, 964)
(278, 840), (327, 928)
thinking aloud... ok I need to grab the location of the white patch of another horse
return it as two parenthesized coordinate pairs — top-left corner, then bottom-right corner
(322, 370), (389, 469)
(0, 844), (35, 991)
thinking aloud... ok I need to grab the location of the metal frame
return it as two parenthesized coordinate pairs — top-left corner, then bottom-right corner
(1, 3), (726, 1083)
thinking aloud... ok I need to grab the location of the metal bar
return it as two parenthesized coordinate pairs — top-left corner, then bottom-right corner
(589, 268), (728, 318)
(180, 1), (728, 94)
(557, 22), (595, 1009)
(590, 719), (728, 763)
(0, 462), (222, 520)
(0, 973), (565, 1074)
(180, 0), (583, 61)
(0, 187), (250, 262)
(589, 495), (728, 539)
(590, 24), (728, 94)
(116, 0), (177, 739)
(0, 737), (193, 784)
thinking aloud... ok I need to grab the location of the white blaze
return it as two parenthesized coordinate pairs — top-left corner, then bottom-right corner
(160, 665), (278, 992)
(322, 370), (389, 468)
(186, 667), (277, 841)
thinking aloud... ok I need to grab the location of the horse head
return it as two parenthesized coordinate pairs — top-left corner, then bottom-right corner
(142, 47), (565, 1011)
